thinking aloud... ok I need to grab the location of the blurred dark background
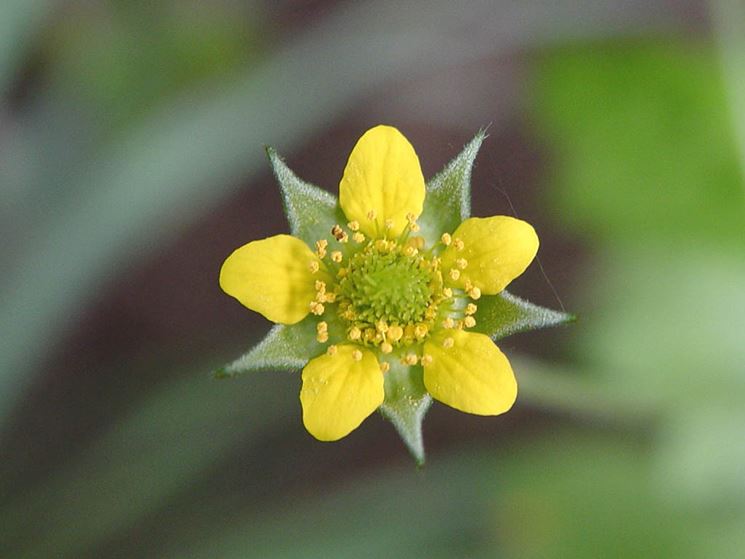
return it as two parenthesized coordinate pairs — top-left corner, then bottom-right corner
(1, 1), (744, 557)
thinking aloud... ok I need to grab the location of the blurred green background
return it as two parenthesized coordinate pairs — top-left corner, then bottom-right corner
(1, 1), (744, 557)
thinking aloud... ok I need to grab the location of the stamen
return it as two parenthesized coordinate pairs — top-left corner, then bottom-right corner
(403, 353), (418, 365)
(367, 209), (377, 221)
(352, 349), (363, 361)
(380, 361), (391, 373)
(442, 317), (455, 329)
(387, 325), (403, 342)
(331, 251), (343, 263)
(309, 301), (325, 315)
(348, 220), (360, 232)
(443, 287), (453, 298)
(465, 303), (478, 315)
(449, 269), (461, 281)
(464, 316), (476, 328)
(469, 286), (482, 300)
(384, 219), (395, 231)
(315, 239), (328, 258)
(376, 320), (389, 334)
(316, 331), (329, 343)
(352, 232), (365, 243)
(327, 345), (338, 356)
(381, 342), (393, 354)
(316, 321), (328, 333)
(331, 224), (344, 240)
(453, 238), (465, 251)
(420, 354), (433, 366)
(441, 233), (452, 246)
(348, 326), (361, 340)
(309, 261), (320, 273)
(456, 258), (468, 270)
(414, 324), (428, 339)
(443, 337), (454, 349)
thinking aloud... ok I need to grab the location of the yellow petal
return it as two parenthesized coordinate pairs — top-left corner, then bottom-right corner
(300, 345), (384, 441)
(219, 234), (327, 324)
(441, 216), (539, 294)
(423, 329), (517, 415)
(339, 125), (425, 238)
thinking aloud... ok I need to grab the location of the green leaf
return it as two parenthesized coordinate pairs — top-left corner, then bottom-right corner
(474, 290), (575, 341)
(214, 320), (319, 378)
(379, 361), (432, 465)
(266, 147), (346, 247)
(421, 129), (486, 237)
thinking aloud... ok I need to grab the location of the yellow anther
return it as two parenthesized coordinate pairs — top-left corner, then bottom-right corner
(425, 306), (437, 320)
(316, 321), (328, 333)
(443, 287), (453, 298)
(464, 279), (473, 291)
(374, 239), (389, 252)
(309, 260), (320, 273)
(331, 251), (343, 263)
(352, 349), (363, 361)
(309, 301), (325, 315)
(315, 280), (326, 293)
(323, 292), (336, 303)
(449, 268), (461, 281)
(327, 345), (338, 356)
(456, 258), (468, 270)
(409, 222), (420, 232)
(404, 353), (418, 365)
(315, 239), (328, 258)
(454, 238), (465, 251)
(442, 317), (455, 329)
(443, 337), (454, 349)
(455, 319), (464, 330)
(380, 361), (391, 373)
(441, 233), (452, 246)
(339, 232), (349, 243)
(384, 219), (395, 230)
(316, 331), (329, 343)
(364, 328), (376, 342)
(348, 220), (360, 231)
(367, 209), (377, 221)
(352, 232), (365, 243)
(403, 245), (418, 257)
(381, 342), (393, 354)
(465, 303), (478, 315)
(405, 212), (416, 223)
(331, 224), (344, 240)
(376, 320), (389, 333)
(414, 324), (428, 339)
(464, 316), (476, 328)
(348, 326), (362, 341)
(337, 267), (348, 278)
(469, 286), (482, 300)
(420, 354), (433, 366)
(388, 325), (403, 342)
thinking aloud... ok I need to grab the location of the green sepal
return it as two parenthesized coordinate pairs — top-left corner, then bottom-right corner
(379, 361), (432, 466)
(214, 319), (319, 379)
(421, 129), (486, 237)
(266, 146), (346, 247)
(474, 290), (575, 341)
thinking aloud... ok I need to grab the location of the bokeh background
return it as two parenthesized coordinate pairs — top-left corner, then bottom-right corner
(2, 1), (744, 557)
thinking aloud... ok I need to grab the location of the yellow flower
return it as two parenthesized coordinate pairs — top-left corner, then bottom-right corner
(220, 125), (538, 442)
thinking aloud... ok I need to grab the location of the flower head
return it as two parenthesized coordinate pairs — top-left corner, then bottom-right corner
(219, 126), (570, 462)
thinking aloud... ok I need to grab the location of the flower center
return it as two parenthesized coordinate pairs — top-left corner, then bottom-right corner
(335, 240), (444, 349)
